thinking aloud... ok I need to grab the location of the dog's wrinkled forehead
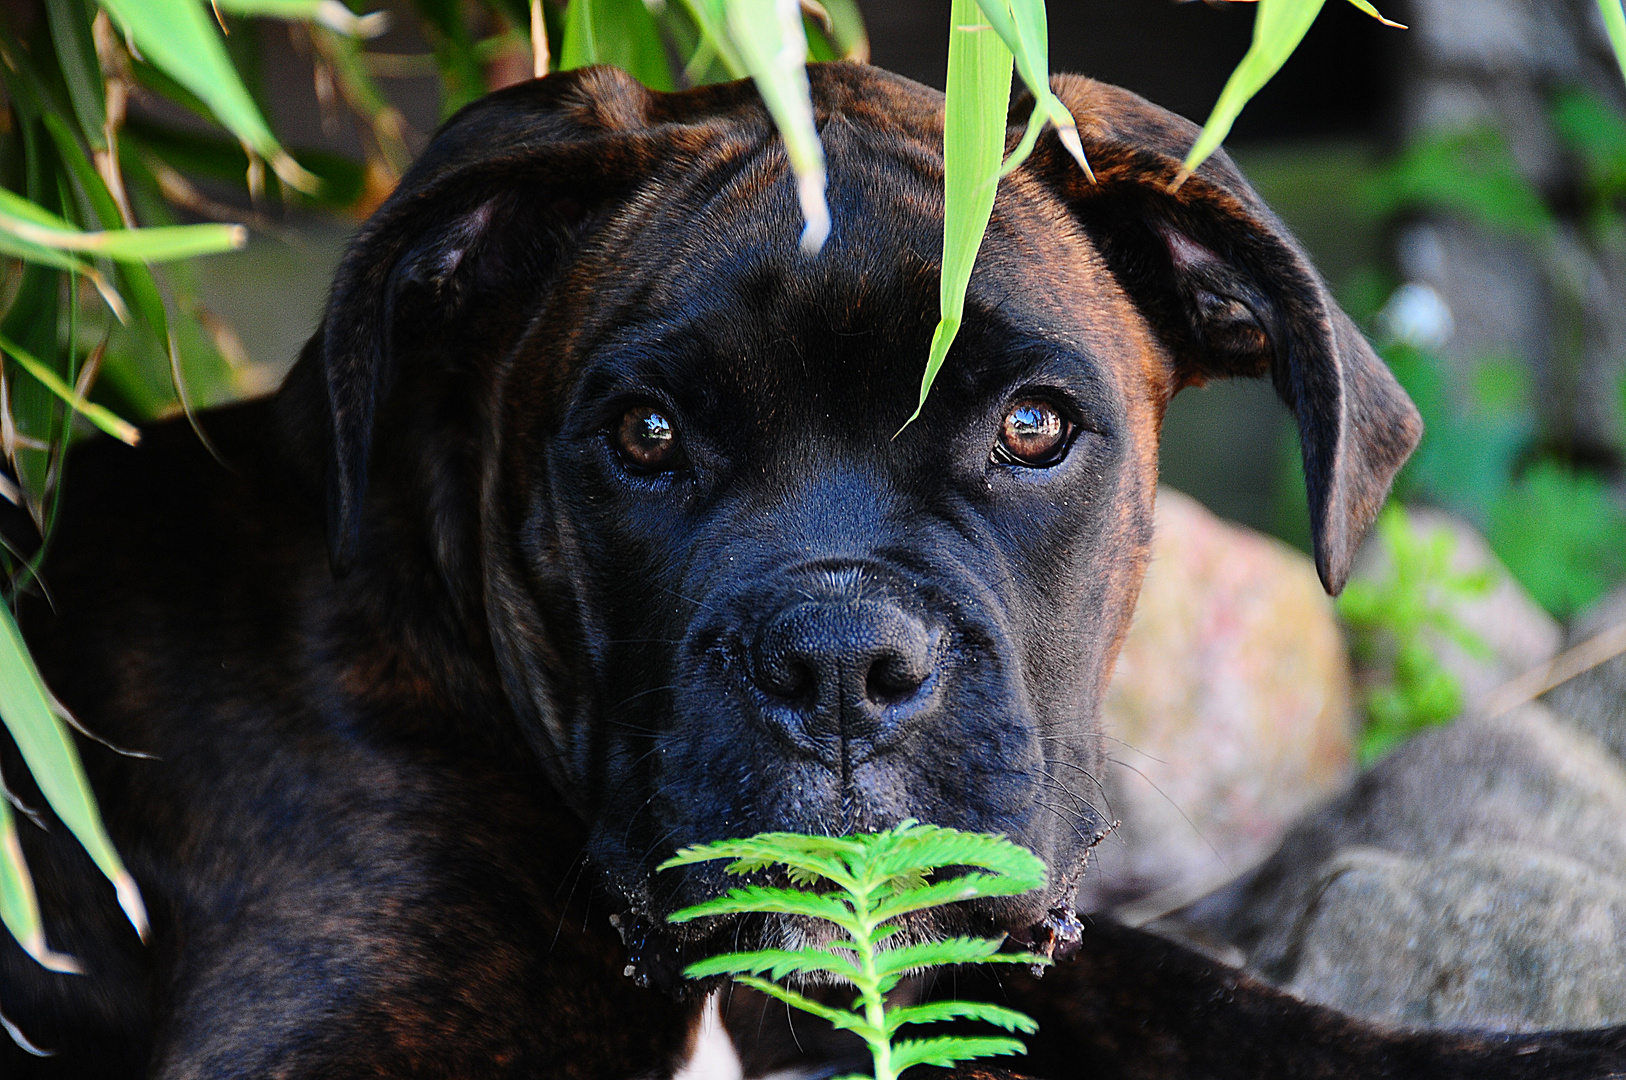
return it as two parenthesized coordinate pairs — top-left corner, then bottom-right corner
(524, 118), (1164, 450)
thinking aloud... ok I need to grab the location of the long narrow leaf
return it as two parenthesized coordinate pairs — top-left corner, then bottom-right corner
(558, 0), (674, 90)
(1182, 0), (1327, 177)
(1600, 0), (1626, 88)
(724, 0), (829, 252)
(672, 0), (746, 77)
(0, 231), (125, 321)
(903, 0), (1011, 427)
(0, 793), (81, 973)
(94, 0), (316, 190)
(974, 0), (1090, 178)
(0, 335), (140, 445)
(0, 604), (146, 939)
(43, 0), (106, 150)
(1182, 0), (1402, 179)
(212, 0), (389, 37)
(0, 213), (244, 263)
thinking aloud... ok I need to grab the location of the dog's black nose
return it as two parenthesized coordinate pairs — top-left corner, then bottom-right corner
(749, 599), (937, 751)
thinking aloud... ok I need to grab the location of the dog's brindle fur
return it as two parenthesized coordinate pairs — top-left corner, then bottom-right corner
(3, 63), (1625, 1079)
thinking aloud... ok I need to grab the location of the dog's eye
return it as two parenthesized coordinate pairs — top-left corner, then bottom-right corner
(994, 400), (1072, 467)
(615, 405), (683, 471)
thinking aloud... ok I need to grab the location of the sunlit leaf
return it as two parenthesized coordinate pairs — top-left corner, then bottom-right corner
(724, 0), (828, 252)
(0, 792), (82, 973)
(558, 0), (675, 91)
(903, 0), (1011, 426)
(213, 0), (389, 37)
(0, 335), (140, 445)
(1598, 0), (1626, 88)
(94, 0), (317, 190)
(0, 603), (147, 941)
(42, 0), (106, 150)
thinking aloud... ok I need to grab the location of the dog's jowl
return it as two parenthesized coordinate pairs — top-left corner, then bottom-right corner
(4, 62), (1625, 1079)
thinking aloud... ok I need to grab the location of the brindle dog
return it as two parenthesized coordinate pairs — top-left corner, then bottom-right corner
(3, 62), (1625, 1079)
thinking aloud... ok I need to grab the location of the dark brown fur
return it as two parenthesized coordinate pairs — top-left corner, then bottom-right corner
(2, 63), (1615, 1079)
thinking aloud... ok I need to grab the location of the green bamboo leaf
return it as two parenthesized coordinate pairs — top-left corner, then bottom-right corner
(884, 1000), (1037, 1036)
(0, 603), (147, 940)
(975, 0), (1090, 179)
(723, 0), (829, 252)
(558, 0), (675, 90)
(817, 0), (868, 58)
(902, 0), (1011, 428)
(0, 230), (126, 322)
(38, 113), (189, 370)
(212, 0), (389, 36)
(1182, 0), (1327, 178)
(0, 792), (82, 973)
(0, 213), (245, 262)
(94, 0), (317, 191)
(671, 0), (746, 78)
(1600, 0), (1626, 88)
(1182, 0), (1401, 179)
(0, 335), (141, 445)
(889, 1034), (1027, 1072)
(0, 188), (245, 262)
(43, 0), (107, 150)
(1342, 0), (1405, 26)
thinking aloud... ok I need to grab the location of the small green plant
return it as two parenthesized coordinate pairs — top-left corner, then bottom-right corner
(1337, 505), (1496, 763)
(660, 820), (1050, 1080)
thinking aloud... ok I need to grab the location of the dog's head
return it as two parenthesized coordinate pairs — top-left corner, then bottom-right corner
(282, 64), (1418, 965)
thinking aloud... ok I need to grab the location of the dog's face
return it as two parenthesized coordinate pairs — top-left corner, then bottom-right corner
(294, 64), (1419, 962)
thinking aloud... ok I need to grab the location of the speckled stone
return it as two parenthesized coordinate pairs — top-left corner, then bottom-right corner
(1168, 704), (1626, 1030)
(1285, 845), (1626, 1032)
(1081, 488), (1354, 913)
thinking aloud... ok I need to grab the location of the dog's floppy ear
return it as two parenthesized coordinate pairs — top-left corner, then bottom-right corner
(299, 67), (670, 573)
(1032, 76), (1422, 595)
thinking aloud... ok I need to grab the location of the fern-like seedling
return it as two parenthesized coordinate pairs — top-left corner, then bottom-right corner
(658, 820), (1050, 1080)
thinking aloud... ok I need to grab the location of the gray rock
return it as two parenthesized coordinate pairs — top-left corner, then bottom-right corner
(1166, 704), (1626, 1029)
(1284, 845), (1626, 1032)
(1081, 488), (1354, 914)
(1544, 584), (1626, 761)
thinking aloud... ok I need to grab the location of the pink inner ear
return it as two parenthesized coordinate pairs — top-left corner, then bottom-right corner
(1155, 223), (1222, 273)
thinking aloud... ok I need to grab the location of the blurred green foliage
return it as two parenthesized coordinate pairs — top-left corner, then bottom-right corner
(1337, 506), (1496, 764)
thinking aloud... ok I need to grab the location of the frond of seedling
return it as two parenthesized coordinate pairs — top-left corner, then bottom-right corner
(659, 820), (1051, 1080)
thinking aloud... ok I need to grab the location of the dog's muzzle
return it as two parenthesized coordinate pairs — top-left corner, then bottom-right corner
(745, 593), (943, 765)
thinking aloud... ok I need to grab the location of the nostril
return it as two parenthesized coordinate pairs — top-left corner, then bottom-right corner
(864, 652), (928, 705)
(760, 657), (815, 702)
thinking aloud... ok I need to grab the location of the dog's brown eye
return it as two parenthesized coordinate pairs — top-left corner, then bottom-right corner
(996, 400), (1071, 467)
(616, 405), (681, 471)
